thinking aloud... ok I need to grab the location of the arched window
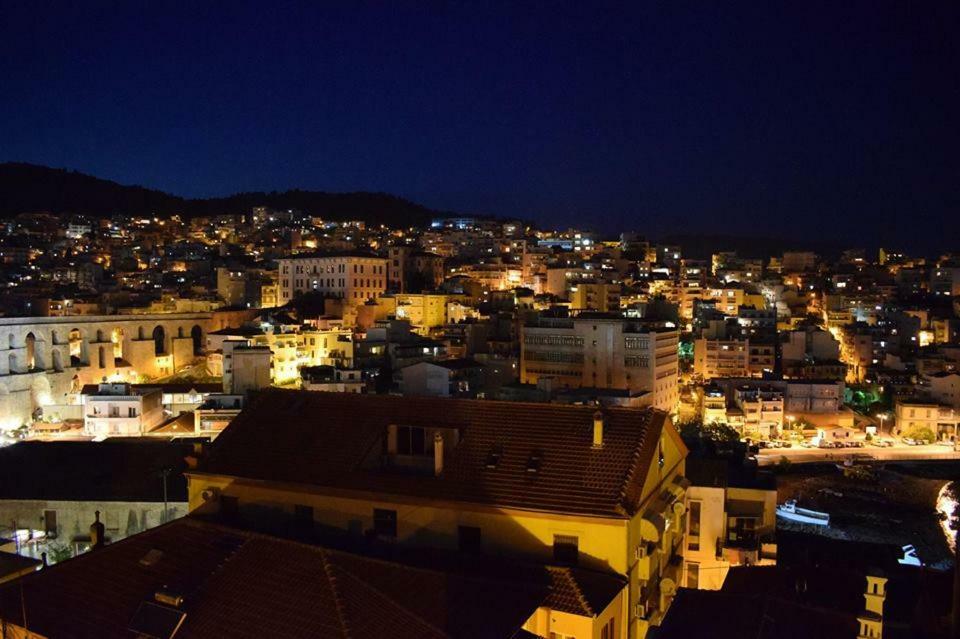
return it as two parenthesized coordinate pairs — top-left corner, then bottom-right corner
(191, 325), (203, 356)
(152, 326), (166, 356)
(98, 346), (106, 369)
(25, 332), (36, 370)
(112, 327), (124, 360)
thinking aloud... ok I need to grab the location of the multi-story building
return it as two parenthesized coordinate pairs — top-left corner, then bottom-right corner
(694, 337), (749, 380)
(729, 386), (784, 439)
(521, 313), (679, 412)
(277, 253), (388, 304)
(82, 383), (164, 437)
(187, 391), (689, 637)
(386, 246), (445, 292)
(895, 400), (960, 442)
(682, 460), (777, 590)
(569, 282), (622, 312)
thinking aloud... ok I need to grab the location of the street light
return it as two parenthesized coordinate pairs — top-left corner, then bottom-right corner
(876, 413), (889, 435)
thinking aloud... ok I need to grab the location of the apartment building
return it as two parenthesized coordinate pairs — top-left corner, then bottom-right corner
(693, 337), (749, 379)
(386, 246), (445, 292)
(682, 460), (777, 590)
(82, 383), (164, 437)
(277, 253), (387, 304)
(569, 282), (622, 312)
(187, 391), (690, 638)
(521, 313), (679, 412)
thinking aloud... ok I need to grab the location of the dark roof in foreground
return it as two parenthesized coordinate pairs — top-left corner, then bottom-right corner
(656, 534), (956, 639)
(195, 390), (675, 518)
(0, 440), (191, 502)
(0, 517), (549, 639)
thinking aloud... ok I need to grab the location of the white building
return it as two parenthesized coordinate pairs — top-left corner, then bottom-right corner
(521, 313), (679, 412)
(82, 383), (164, 437)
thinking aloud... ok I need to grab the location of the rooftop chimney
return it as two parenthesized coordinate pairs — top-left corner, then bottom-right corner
(593, 410), (604, 448)
(434, 432), (444, 476)
(857, 571), (887, 639)
(90, 510), (105, 550)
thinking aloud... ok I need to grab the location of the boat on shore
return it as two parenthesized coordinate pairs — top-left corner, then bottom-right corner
(776, 499), (830, 526)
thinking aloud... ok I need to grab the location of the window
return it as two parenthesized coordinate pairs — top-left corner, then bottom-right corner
(373, 508), (397, 539)
(553, 534), (579, 564)
(43, 509), (58, 535)
(687, 562), (700, 588)
(397, 425), (428, 456)
(127, 407), (137, 418)
(600, 618), (615, 639)
(687, 501), (701, 551)
(458, 526), (481, 553)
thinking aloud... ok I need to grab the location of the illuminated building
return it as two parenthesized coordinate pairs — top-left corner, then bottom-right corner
(82, 383), (164, 437)
(186, 391), (689, 637)
(277, 253), (388, 304)
(521, 313), (679, 412)
(682, 460), (777, 590)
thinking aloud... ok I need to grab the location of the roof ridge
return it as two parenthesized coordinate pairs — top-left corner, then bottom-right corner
(331, 561), (449, 637)
(319, 549), (352, 639)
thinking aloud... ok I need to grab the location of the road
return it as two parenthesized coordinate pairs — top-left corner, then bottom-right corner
(758, 443), (960, 465)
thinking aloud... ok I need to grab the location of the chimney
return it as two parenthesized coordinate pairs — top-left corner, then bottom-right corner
(593, 410), (604, 448)
(857, 571), (887, 639)
(433, 432), (444, 476)
(90, 510), (106, 550)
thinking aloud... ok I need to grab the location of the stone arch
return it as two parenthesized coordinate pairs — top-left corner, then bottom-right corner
(52, 349), (63, 372)
(177, 326), (185, 338)
(69, 328), (85, 362)
(50, 329), (61, 345)
(25, 332), (36, 370)
(96, 329), (105, 343)
(112, 327), (124, 360)
(153, 326), (166, 356)
(7, 334), (14, 349)
(137, 326), (145, 340)
(191, 325), (203, 356)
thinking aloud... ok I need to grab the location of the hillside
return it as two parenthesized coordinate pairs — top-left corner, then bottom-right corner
(0, 163), (439, 226)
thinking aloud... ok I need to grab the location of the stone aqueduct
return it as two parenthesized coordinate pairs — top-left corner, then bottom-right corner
(0, 312), (238, 429)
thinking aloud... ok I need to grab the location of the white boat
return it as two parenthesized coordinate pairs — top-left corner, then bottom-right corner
(776, 499), (830, 526)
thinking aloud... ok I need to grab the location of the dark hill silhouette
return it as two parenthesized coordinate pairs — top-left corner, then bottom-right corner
(0, 163), (439, 226)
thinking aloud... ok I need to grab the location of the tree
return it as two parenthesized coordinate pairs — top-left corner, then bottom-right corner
(903, 425), (936, 444)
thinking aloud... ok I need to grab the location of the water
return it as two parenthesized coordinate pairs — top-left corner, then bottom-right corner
(936, 481), (957, 555)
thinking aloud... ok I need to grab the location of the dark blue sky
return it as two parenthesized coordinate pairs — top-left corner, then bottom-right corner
(1, 2), (958, 250)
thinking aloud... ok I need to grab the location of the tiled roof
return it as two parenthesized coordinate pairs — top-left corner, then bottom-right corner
(196, 390), (671, 518)
(543, 566), (625, 617)
(0, 517), (547, 639)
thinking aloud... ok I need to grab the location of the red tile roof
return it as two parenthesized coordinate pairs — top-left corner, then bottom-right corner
(0, 517), (549, 639)
(196, 390), (671, 517)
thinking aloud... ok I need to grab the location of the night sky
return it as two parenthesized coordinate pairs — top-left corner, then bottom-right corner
(2, 2), (958, 251)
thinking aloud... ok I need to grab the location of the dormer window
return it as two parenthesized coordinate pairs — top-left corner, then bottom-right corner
(397, 425), (428, 457)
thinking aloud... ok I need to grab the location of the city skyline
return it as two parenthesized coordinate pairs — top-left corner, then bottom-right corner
(2, 2), (958, 251)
